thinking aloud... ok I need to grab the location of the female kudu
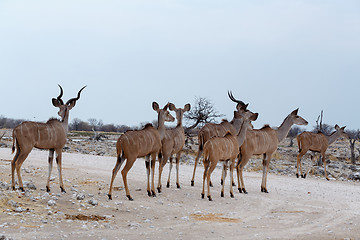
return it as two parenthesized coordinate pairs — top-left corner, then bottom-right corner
(296, 124), (348, 180)
(108, 102), (174, 201)
(237, 109), (308, 194)
(157, 103), (191, 193)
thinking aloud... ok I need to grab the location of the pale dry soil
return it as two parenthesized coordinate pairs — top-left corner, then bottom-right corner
(0, 148), (359, 240)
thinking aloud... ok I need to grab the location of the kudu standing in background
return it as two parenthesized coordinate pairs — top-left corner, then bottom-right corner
(157, 103), (191, 193)
(237, 109), (308, 194)
(202, 107), (258, 201)
(11, 85), (86, 192)
(296, 124), (348, 180)
(108, 102), (174, 201)
(190, 91), (249, 187)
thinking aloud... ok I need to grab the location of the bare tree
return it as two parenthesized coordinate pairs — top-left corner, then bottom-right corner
(347, 129), (360, 164)
(184, 96), (224, 131)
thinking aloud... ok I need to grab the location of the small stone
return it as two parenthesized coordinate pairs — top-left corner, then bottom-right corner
(87, 199), (98, 206)
(47, 200), (56, 206)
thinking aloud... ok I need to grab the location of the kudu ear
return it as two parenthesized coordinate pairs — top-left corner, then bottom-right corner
(251, 113), (259, 121)
(52, 98), (62, 107)
(52, 84), (64, 107)
(335, 124), (340, 130)
(184, 103), (191, 112)
(152, 102), (160, 112)
(291, 108), (299, 115)
(169, 103), (176, 111)
(341, 126), (346, 130)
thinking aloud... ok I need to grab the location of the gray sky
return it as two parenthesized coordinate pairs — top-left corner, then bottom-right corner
(0, 1), (359, 130)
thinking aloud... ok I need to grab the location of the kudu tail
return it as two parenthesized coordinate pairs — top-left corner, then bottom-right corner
(11, 131), (16, 154)
(199, 134), (204, 151)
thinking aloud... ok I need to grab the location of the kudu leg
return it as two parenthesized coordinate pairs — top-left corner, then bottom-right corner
(261, 154), (272, 193)
(145, 155), (152, 197)
(157, 154), (168, 193)
(55, 150), (66, 193)
(108, 155), (125, 200)
(167, 155), (173, 188)
(321, 153), (330, 181)
(296, 151), (306, 178)
(14, 150), (31, 192)
(201, 160), (209, 199)
(229, 158), (235, 198)
(221, 161), (228, 197)
(191, 149), (202, 186)
(46, 149), (55, 192)
(11, 150), (20, 191)
(175, 153), (181, 189)
(150, 153), (157, 196)
(121, 157), (136, 201)
(207, 161), (217, 201)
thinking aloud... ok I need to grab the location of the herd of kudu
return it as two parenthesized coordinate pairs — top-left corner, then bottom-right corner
(10, 85), (349, 201)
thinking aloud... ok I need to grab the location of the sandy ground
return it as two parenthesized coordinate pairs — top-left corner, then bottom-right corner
(0, 147), (359, 240)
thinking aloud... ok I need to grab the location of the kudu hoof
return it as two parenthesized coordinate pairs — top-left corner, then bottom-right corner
(230, 192), (234, 198)
(220, 179), (223, 186)
(238, 187), (242, 193)
(296, 173), (299, 178)
(127, 195), (134, 201)
(191, 181), (194, 187)
(157, 187), (162, 193)
(12, 186), (16, 191)
(210, 182), (213, 187)
(221, 192), (224, 197)
(261, 187), (269, 193)
(201, 193), (205, 199)
(326, 177), (330, 181)
(242, 188), (248, 194)
(60, 187), (66, 193)
(176, 183), (181, 189)
(19, 187), (25, 192)
(108, 194), (112, 200)
(207, 195), (212, 201)
(151, 191), (156, 197)
(232, 182), (236, 187)
(301, 174), (306, 179)
(46, 186), (50, 192)
(147, 191), (152, 197)
(166, 182), (170, 188)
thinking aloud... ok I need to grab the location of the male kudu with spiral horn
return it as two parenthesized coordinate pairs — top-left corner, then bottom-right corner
(11, 85), (86, 193)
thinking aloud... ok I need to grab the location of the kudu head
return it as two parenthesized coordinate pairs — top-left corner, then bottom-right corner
(52, 85), (86, 121)
(289, 108), (308, 126)
(152, 102), (175, 124)
(334, 124), (349, 139)
(169, 103), (191, 126)
(228, 91), (248, 112)
(228, 91), (258, 122)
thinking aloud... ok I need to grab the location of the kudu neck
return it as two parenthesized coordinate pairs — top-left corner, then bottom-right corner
(327, 131), (341, 145)
(231, 117), (244, 133)
(157, 115), (167, 140)
(276, 115), (293, 142)
(236, 119), (250, 146)
(60, 110), (70, 134)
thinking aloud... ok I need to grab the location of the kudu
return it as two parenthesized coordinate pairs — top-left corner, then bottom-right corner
(11, 85), (86, 192)
(202, 108), (258, 201)
(157, 103), (191, 193)
(237, 109), (308, 194)
(296, 124), (348, 180)
(108, 102), (174, 201)
(190, 91), (249, 187)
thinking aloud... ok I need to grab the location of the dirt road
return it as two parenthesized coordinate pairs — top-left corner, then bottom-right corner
(0, 148), (359, 239)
